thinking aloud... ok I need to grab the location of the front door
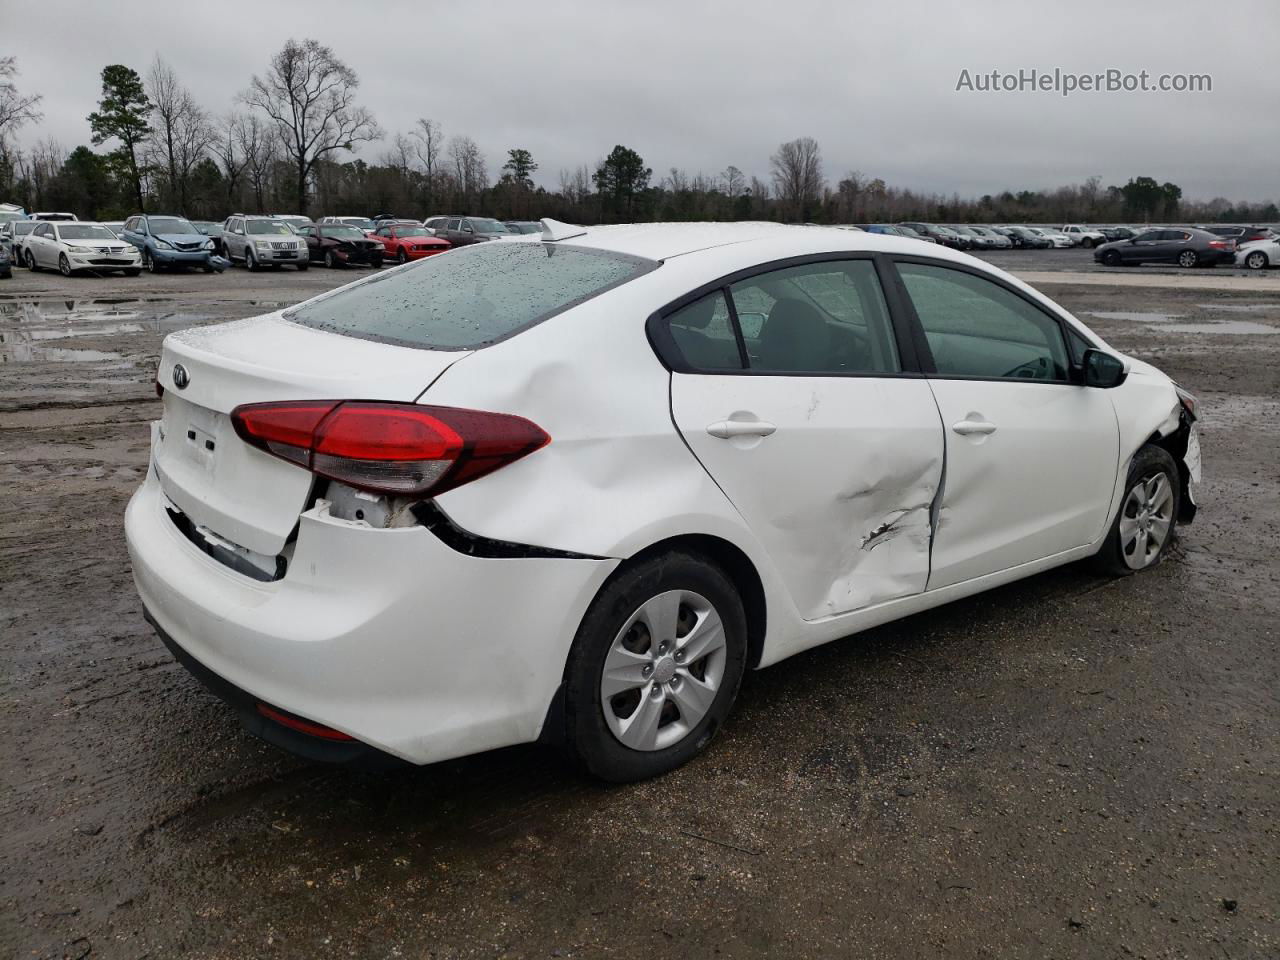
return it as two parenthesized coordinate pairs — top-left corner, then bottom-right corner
(667, 257), (945, 620)
(892, 260), (1119, 589)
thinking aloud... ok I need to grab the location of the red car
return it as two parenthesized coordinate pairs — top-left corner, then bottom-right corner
(371, 222), (451, 263)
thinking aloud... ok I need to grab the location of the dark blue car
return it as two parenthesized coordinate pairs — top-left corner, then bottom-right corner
(121, 214), (217, 272)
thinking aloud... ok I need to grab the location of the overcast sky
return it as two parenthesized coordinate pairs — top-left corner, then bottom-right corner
(5, 0), (1278, 202)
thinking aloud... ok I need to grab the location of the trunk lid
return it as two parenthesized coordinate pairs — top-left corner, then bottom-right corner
(154, 313), (469, 556)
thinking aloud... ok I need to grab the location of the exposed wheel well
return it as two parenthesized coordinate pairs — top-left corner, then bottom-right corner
(1144, 420), (1197, 524)
(626, 534), (768, 669)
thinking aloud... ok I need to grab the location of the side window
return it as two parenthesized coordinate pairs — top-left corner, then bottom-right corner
(35, 223), (51, 238)
(1135, 230), (1159, 242)
(375, 227), (389, 237)
(666, 291), (742, 371)
(728, 260), (899, 374)
(1066, 326), (1093, 367)
(447, 218), (461, 231)
(898, 262), (1069, 381)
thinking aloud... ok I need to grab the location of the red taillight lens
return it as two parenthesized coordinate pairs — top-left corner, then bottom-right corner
(230, 401), (549, 496)
(256, 703), (354, 741)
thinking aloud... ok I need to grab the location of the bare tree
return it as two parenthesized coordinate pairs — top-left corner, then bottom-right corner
(0, 56), (43, 145)
(447, 135), (487, 208)
(721, 165), (746, 200)
(243, 38), (380, 214)
(211, 112), (253, 209)
(236, 114), (277, 213)
(770, 137), (824, 221)
(147, 56), (215, 213)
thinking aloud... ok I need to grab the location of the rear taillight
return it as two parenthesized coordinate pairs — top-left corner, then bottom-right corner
(230, 401), (549, 496)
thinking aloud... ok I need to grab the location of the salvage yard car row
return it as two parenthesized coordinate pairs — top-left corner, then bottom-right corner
(1, 206), (1279, 278)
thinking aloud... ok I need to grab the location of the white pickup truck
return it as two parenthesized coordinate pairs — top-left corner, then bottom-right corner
(1061, 224), (1107, 248)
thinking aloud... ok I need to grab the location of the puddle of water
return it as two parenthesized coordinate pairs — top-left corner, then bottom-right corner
(1160, 320), (1277, 335)
(1088, 311), (1184, 323)
(0, 342), (126, 363)
(1195, 303), (1280, 313)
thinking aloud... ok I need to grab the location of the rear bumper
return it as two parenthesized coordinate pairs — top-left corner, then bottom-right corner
(125, 466), (617, 765)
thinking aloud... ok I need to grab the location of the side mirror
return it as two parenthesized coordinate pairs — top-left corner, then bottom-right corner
(1082, 348), (1128, 388)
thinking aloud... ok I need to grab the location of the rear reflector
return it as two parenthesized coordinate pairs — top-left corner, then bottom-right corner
(256, 703), (355, 741)
(231, 400), (549, 496)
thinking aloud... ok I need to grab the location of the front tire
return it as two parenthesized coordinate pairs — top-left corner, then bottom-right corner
(245, 249), (259, 271)
(1245, 250), (1268, 270)
(325, 250), (339, 269)
(397, 247), (408, 265)
(1092, 444), (1180, 576)
(58, 254), (73, 277)
(1102, 250), (1121, 267)
(26, 250), (40, 271)
(562, 552), (747, 782)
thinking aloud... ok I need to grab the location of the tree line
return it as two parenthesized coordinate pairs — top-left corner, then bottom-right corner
(1, 47), (1276, 227)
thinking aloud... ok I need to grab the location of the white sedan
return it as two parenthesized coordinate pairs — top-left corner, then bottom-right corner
(22, 220), (141, 275)
(1236, 237), (1279, 270)
(125, 220), (1201, 781)
(1030, 227), (1075, 248)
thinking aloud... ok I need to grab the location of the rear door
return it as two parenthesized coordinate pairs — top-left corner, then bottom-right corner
(666, 256), (945, 620)
(891, 259), (1118, 588)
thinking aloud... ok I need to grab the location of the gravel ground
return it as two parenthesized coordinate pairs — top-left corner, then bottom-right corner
(1, 262), (1277, 959)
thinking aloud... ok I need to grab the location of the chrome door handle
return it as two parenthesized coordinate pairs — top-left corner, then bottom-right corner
(952, 419), (997, 436)
(707, 419), (777, 439)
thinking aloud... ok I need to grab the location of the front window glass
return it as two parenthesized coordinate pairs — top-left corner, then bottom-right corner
(898, 263), (1068, 381)
(147, 217), (199, 235)
(287, 242), (655, 350)
(246, 220), (293, 236)
(58, 224), (117, 241)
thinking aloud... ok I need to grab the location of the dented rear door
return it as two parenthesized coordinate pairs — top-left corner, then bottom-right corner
(667, 258), (945, 621)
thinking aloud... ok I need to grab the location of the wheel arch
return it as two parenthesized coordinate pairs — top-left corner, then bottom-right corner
(623, 533), (768, 669)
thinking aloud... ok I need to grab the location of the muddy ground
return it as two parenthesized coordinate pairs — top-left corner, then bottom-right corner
(2, 262), (1278, 959)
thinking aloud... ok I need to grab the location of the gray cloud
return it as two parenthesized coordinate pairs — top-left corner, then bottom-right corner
(6, 0), (1278, 201)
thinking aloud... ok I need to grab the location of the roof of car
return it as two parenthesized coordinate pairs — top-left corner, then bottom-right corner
(554, 221), (981, 264)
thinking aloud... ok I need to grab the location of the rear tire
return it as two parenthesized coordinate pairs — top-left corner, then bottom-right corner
(562, 551), (747, 782)
(1178, 250), (1199, 268)
(1092, 444), (1180, 576)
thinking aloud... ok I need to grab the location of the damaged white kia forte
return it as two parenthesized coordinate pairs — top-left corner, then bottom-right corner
(125, 220), (1201, 781)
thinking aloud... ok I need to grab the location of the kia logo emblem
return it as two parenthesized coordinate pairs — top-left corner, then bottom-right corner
(172, 364), (190, 389)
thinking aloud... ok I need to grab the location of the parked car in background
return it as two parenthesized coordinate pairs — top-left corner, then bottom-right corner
(504, 221), (543, 234)
(1062, 225), (1107, 248)
(101, 221), (125, 235)
(1235, 236), (1280, 270)
(1029, 227), (1073, 248)
(300, 223), (385, 269)
(319, 216), (376, 233)
(369, 222), (451, 264)
(126, 220), (1199, 781)
(21, 220), (142, 275)
(121, 214), (217, 272)
(270, 215), (315, 234)
(191, 221), (224, 255)
(968, 226), (1012, 249)
(222, 215), (309, 271)
(891, 224), (938, 244)
(29, 211), (78, 222)
(0, 218), (38, 259)
(946, 225), (994, 249)
(992, 226), (1047, 248)
(1095, 227), (1235, 267)
(0, 201), (27, 223)
(1099, 226), (1138, 243)
(1202, 225), (1275, 247)
(900, 222), (968, 249)
(429, 216), (517, 246)
(0, 243), (11, 279)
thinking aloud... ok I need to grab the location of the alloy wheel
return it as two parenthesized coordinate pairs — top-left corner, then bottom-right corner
(1246, 251), (1266, 270)
(1179, 250), (1198, 268)
(1118, 473), (1174, 570)
(600, 589), (727, 752)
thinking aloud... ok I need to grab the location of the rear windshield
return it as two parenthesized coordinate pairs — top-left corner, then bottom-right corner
(286, 242), (656, 350)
